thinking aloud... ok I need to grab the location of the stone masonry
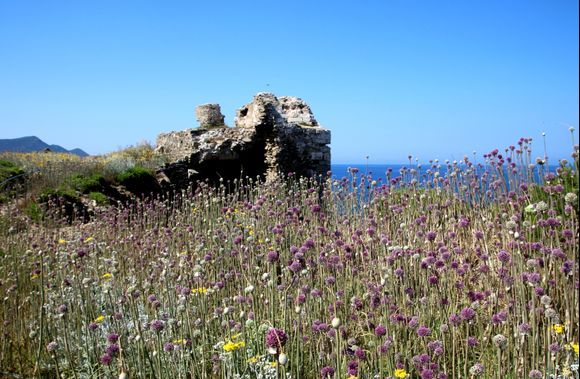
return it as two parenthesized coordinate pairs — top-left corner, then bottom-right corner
(156, 93), (330, 187)
(195, 104), (225, 128)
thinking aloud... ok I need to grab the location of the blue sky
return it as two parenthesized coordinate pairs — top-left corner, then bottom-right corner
(0, 1), (578, 164)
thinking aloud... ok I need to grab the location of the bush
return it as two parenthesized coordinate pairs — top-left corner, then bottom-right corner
(115, 166), (159, 195)
(0, 159), (25, 182)
(88, 191), (109, 205)
(70, 173), (106, 194)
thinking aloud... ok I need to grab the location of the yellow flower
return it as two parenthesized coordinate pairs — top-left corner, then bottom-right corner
(247, 356), (259, 364)
(84, 237), (94, 243)
(173, 339), (186, 345)
(570, 342), (579, 355)
(191, 287), (208, 295)
(394, 368), (408, 378)
(94, 315), (105, 323)
(270, 361), (278, 368)
(231, 333), (242, 340)
(101, 273), (113, 280)
(223, 340), (245, 352)
(552, 324), (565, 334)
(30, 274), (39, 280)
(58, 239), (66, 244)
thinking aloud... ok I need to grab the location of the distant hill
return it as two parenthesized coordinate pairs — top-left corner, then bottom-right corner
(0, 136), (89, 157)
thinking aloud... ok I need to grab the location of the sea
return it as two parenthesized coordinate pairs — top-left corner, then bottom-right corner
(330, 163), (561, 185)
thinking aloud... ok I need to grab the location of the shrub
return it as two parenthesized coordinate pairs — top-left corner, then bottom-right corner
(70, 173), (106, 194)
(115, 166), (159, 195)
(88, 191), (109, 205)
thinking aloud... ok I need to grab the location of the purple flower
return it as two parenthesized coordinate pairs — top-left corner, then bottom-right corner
(417, 326), (431, 337)
(374, 324), (387, 337)
(107, 333), (119, 344)
(164, 342), (175, 352)
(421, 369), (435, 379)
(518, 323), (532, 335)
(460, 307), (476, 322)
(150, 319), (165, 332)
(46, 341), (59, 352)
(354, 348), (366, 360)
(549, 342), (561, 354)
(497, 250), (511, 263)
(57, 304), (68, 314)
(426, 231), (437, 242)
(529, 370), (543, 379)
(267, 251), (279, 262)
(105, 344), (119, 357)
(347, 360), (358, 376)
(100, 353), (112, 365)
(320, 366), (335, 378)
(265, 328), (287, 350)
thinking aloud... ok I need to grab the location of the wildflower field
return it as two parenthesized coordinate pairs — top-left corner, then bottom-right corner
(0, 136), (578, 379)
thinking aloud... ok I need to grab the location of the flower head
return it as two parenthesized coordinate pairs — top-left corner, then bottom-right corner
(265, 328), (287, 351)
(394, 368), (408, 378)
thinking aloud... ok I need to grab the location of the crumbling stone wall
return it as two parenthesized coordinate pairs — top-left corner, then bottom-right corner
(156, 93), (330, 187)
(195, 104), (225, 128)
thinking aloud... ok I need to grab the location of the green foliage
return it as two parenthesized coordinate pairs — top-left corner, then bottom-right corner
(24, 201), (43, 222)
(0, 159), (25, 182)
(88, 191), (108, 205)
(70, 173), (106, 194)
(39, 186), (79, 203)
(115, 166), (159, 194)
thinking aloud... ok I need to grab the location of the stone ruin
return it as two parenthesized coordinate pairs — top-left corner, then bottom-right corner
(195, 104), (225, 128)
(155, 93), (331, 187)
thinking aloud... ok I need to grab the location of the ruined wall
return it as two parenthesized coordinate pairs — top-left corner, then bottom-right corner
(156, 93), (330, 187)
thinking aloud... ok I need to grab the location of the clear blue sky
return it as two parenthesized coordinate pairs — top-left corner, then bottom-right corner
(0, 1), (578, 164)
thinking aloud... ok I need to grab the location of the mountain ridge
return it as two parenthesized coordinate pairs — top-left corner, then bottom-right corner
(0, 136), (89, 157)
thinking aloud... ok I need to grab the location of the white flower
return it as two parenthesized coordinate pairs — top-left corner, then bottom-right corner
(565, 192), (577, 204)
(331, 317), (341, 328)
(278, 353), (288, 365)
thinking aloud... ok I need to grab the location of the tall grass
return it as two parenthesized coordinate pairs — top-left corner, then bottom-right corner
(0, 135), (578, 378)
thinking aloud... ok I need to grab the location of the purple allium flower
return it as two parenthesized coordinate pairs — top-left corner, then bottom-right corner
(374, 324), (387, 337)
(529, 370), (543, 379)
(100, 353), (112, 365)
(467, 337), (478, 347)
(147, 294), (157, 303)
(460, 307), (476, 322)
(289, 260), (302, 272)
(426, 231), (437, 242)
(265, 328), (287, 350)
(320, 366), (335, 378)
(417, 326), (431, 337)
(46, 341), (59, 352)
(428, 275), (439, 285)
(150, 319), (165, 332)
(518, 323), (532, 335)
(164, 342), (174, 352)
(105, 344), (119, 357)
(88, 322), (99, 331)
(347, 360), (358, 376)
(354, 348), (366, 360)
(548, 342), (561, 354)
(394, 267), (404, 277)
(421, 369), (435, 379)
(57, 304), (68, 314)
(267, 251), (279, 263)
(408, 316), (419, 329)
(107, 333), (119, 344)
(497, 250), (511, 263)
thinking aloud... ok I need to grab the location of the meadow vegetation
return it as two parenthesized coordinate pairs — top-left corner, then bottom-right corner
(0, 134), (578, 378)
